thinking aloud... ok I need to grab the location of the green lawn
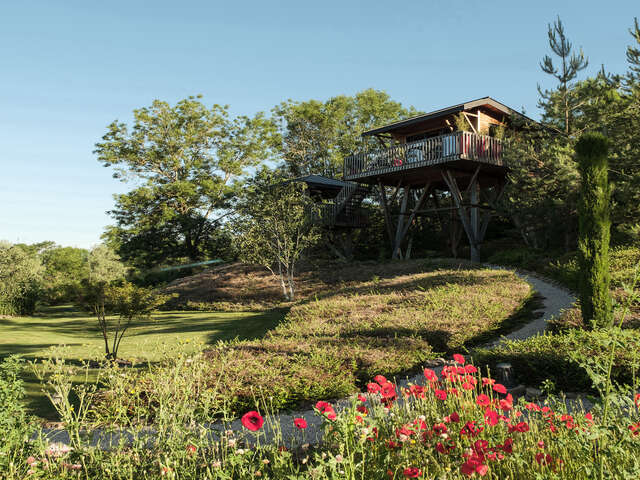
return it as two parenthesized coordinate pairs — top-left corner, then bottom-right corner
(1, 305), (285, 419)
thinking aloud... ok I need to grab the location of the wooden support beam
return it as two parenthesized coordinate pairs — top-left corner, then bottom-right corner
(393, 187), (409, 259)
(392, 182), (431, 259)
(388, 179), (403, 205)
(377, 180), (395, 249)
(469, 174), (480, 262)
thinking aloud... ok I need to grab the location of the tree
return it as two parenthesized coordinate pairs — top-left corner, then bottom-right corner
(576, 133), (612, 329)
(0, 242), (44, 315)
(95, 96), (278, 269)
(101, 282), (169, 361)
(273, 89), (417, 178)
(78, 245), (127, 359)
(626, 17), (640, 84)
(538, 17), (589, 135)
(41, 246), (89, 303)
(234, 169), (320, 301)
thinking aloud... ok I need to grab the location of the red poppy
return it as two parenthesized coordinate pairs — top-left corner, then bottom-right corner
(482, 377), (495, 386)
(499, 394), (513, 411)
(433, 423), (447, 434)
(493, 383), (507, 394)
(635, 393), (640, 408)
(444, 411), (460, 423)
(186, 444), (196, 454)
(435, 389), (447, 400)
(629, 422), (640, 436)
(462, 382), (474, 391)
(367, 383), (381, 394)
(294, 418), (307, 429)
(357, 405), (369, 415)
(535, 453), (553, 466)
(501, 437), (513, 454)
(374, 375), (388, 385)
(327, 412), (337, 421)
(476, 394), (490, 407)
(403, 467), (422, 478)
(357, 394), (367, 403)
(465, 364), (478, 374)
(508, 421), (530, 433)
(315, 401), (334, 414)
(424, 368), (438, 381)
(241, 411), (264, 431)
(453, 354), (466, 365)
(381, 382), (397, 400)
(484, 409), (499, 426)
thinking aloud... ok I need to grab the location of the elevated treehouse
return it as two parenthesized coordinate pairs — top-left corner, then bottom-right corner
(299, 97), (529, 261)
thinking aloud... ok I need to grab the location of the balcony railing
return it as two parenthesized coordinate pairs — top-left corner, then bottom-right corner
(311, 203), (368, 228)
(344, 131), (504, 180)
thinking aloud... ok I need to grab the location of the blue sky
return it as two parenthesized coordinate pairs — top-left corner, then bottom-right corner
(0, 0), (637, 248)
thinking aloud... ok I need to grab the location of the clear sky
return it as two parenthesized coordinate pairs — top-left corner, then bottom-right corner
(1, 0), (637, 248)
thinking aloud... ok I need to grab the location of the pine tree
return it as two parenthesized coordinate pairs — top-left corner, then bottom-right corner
(576, 133), (612, 329)
(538, 17), (589, 135)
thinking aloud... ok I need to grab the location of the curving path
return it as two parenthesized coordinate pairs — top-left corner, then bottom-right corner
(40, 263), (578, 449)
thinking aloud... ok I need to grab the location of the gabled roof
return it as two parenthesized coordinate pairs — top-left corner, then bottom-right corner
(361, 96), (534, 137)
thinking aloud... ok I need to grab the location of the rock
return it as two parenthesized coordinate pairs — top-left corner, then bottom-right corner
(525, 387), (543, 401)
(507, 384), (526, 397)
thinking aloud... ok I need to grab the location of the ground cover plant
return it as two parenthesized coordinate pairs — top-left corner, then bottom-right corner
(98, 262), (534, 420)
(4, 353), (640, 479)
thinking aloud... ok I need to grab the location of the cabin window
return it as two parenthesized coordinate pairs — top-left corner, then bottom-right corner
(406, 129), (446, 143)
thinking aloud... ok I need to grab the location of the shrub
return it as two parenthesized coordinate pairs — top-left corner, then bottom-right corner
(473, 329), (640, 393)
(0, 243), (43, 315)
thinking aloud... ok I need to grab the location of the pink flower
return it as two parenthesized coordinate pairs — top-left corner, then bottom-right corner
(241, 411), (264, 431)
(294, 418), (307, 429)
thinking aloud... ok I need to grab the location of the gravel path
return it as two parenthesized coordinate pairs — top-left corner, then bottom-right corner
(39, 263), (578, 449)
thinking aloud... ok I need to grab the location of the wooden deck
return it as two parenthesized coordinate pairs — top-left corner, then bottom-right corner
(343, 131), (505, 186)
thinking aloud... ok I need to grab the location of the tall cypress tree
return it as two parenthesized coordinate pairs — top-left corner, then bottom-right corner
(576, 132), (612, 329)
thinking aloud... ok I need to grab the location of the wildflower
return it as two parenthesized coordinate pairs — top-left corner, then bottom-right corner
(45, 443), (73, 457)
(635, 393), (640, 409)
(482, 377), (495, 386)
(212, 461), (221, 468)
(435, 389), (447, 400)
(357, 394), (367, 402)
(403, 467), (422, 477)
(241, 411), (264, 432)
(444, 411), (460, 423)
(462, 382), (474, 390)
(501, 438), (514, 454)
(465, 364), (478, 374)
(315, 401), (334, 415)
(262, 459), (270, 464)
(453, 354), (466, 365)
(381, 382), (397, 400)
(327, 412), (337, 421)
(367, 383), (381, 394)
(294, 418), (308, 429)
(374, 375), (388, 385)
(424, 368), (438, 381)
(484, 409), (499, 426)
(493, 383), (507, 394)
(584, 412), (594, 425)
(433, 423), (447, 435)
(460, 421), (483, 437)
(535, 453), (553, 466)
(335, 454), (343, 463)
(476, 394), (490, 407)
(26, 457), (37, 466)
(509, 421), (530, 433)
(537, 440), (545, 449)
(499, 394), (513, 412)
(186, 444), (197, 455)
(629, 422), (640, 436)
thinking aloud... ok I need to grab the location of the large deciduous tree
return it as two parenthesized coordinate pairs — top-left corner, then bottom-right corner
(95, 96), (278, 268)
(273, 89), (416, 178)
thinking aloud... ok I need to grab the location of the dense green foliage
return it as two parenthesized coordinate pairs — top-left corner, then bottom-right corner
(96, 96), (278, 269)
(576, 133), (613, 329)
(0, 242), (44, 315)
(273, 89), (417, 178)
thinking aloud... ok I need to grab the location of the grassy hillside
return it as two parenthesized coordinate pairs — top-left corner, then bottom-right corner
(101, 261), (535, 419)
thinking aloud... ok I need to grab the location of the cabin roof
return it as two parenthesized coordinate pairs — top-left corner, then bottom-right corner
(291, 174), (352, 189)
(361, 96), (533, 137)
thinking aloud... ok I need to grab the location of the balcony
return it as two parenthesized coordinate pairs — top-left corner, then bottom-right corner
(343, 131), (504, 182)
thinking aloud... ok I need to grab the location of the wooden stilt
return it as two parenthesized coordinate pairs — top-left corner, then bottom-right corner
(392, 182), (431, 259)
(393, 187), (409, 259)
(377, 180), (395, 250)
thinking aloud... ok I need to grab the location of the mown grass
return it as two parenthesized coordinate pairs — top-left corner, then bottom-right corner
(103, 261), (534, 420)
(0, 306), (285, 419)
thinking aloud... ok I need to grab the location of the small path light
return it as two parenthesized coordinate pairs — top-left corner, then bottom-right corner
(495, 362), (515, 388)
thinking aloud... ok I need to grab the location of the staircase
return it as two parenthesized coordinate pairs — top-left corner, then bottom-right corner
(330, 182), (371, 227)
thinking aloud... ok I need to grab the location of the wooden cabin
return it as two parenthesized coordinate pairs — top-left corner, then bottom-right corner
(341, 97), (529, 261)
